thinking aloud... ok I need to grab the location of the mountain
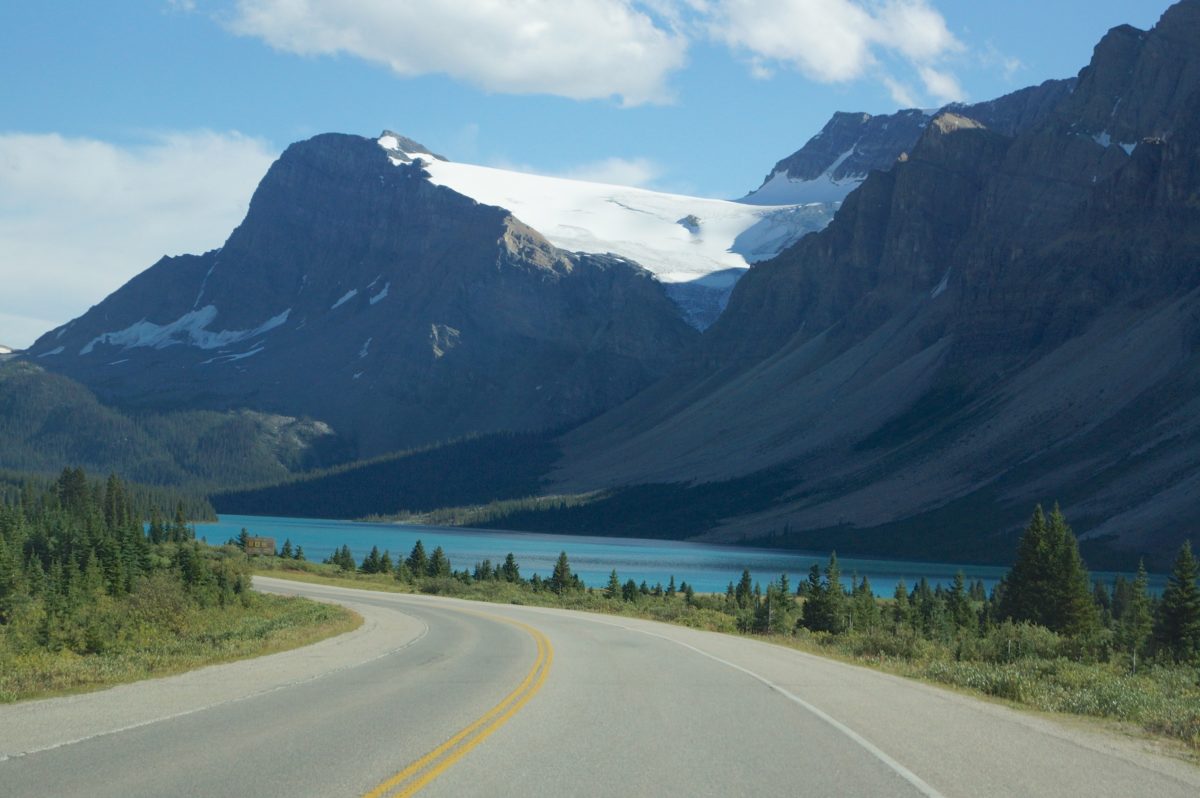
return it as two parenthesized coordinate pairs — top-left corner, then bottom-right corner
(741, 79), (1076, 206)
(548, 0), (1200, 567)
(0, 360), (336, 486)
(27, 133), (722, 458)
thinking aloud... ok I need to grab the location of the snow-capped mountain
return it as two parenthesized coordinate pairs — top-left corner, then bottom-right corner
(27, 133), (699, 458)
(741, 80), (1075, 207)
(377, 133), (832, 328)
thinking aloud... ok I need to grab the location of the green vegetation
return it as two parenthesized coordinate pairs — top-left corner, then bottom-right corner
(0, 468), (356, 702)
(260, 505), (1200, 751)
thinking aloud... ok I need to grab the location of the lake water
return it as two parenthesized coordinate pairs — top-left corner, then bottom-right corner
(202, 514), (1160, 597)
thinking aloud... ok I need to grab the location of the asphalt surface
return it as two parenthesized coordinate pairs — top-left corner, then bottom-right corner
(1, 577), (1198, 797)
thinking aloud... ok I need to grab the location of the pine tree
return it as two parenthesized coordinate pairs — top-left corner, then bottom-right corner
(549, 551), (572, 595)
(622, 578), (638, 602)
(1154, 541), (1200, 663)
(947, 571), (974, 631)
(428, 546), (451, 578)
(1044, 506), (1096, 636)
(605, 569), (621, 599)
(735, 568), (754, 609)
(666, 575), (676, 597)
(891, 579), (911, 630)
(1116, 560), (1153, 671)
(406, 540), (428, 576)
(294, 545), (305, 561)
(501, 553), (520, 582)
(279, 539), (294, 559)
(998, 504), (1095, 635)
(683, 582), (696, 606)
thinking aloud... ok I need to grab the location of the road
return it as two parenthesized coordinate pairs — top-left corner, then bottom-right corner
(1, 577), (1197, 797)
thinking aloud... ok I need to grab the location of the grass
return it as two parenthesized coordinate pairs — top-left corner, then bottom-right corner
(0, 592), (360, 703)
(255, 559), (1200, 756)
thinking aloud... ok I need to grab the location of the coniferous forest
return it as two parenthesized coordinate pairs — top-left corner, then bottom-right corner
(0, 468), (354, 701)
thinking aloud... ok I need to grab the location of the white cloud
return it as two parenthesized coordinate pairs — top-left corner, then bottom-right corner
(918, 64), (965, 105)
(557, 157), (663, 187)
(707, 0), (964, 105)
(228, 0), (689, 106)
(0, 131), (276, 348)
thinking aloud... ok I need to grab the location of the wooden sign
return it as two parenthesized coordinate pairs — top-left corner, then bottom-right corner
(245, 536), (275, 556)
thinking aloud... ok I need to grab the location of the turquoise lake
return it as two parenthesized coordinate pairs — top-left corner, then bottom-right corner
(203, 514), (1160, 596)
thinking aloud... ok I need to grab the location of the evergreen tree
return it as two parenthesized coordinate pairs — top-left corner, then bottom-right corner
(279, 539), (294, 559)
(406, 540), (428, 576)
(622, 578), (638, 602)
(549, 551), (572, 595)
(361, 546), (383, 574)
(1154, 541), (1200, 663)
(1116, 560), (1153, 670)
(947, 571), (974, 631)
(998, 504), (1095, 635)
(851, 576), (880, 632)
(428, 546), (451, 578)
(735, 568), (754, 610)
(605, 569), (621, 599)
(294, 545), (305, 561)
(379, 550), (393, 572)
(666, 575), (676, 597)
(891, 579), (911, 630)
(501, 552), (520, 582)
(683, 582), (696, 606)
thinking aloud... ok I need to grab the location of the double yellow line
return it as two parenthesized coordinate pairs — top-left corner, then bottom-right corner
(363, 613), (553, 798)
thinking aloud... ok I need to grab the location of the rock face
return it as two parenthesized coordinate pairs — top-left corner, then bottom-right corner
(557, 0), (1200, 564)
(29, 133), (698, 458)
(741, 79), (1075, 205)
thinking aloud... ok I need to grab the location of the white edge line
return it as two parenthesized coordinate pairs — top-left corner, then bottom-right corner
(572, 616), (946, 798)
(0, 599), (429, 763)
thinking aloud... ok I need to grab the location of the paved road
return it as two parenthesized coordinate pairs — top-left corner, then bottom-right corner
(1, 577), (1197, 797)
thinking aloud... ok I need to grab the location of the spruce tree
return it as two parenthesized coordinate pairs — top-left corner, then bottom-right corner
(1044, 506), (1096, 636)
(1116, 560), (1152, 670)
(501, 552), (520, 582)
(1154, 541), (1200, 663)
(605, 569), (621, 599)
(549, 551), (572, 595)
(947, 571), (974, 630)
(998, 504), (1095, 635)
(428, 546), (451, 578)
(406, 540), (428, 576)
(891, 579), (911, 630)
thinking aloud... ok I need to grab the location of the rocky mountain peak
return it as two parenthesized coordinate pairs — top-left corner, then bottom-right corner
(377, 130), (447, 162)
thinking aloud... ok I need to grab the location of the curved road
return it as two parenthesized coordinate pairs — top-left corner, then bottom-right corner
(1, 577), (1197, 797)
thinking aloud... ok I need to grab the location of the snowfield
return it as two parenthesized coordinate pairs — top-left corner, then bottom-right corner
(378, 135), (832, 286)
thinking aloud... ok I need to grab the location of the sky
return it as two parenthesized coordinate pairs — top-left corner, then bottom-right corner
(0, 0), (1176, 349)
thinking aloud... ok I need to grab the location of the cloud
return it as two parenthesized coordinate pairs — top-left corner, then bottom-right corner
(0, 131), (275, 348)
(917, 65), (965, 105)
(557, 157), (663, 187)
(227, 0), (689, 106)
(706, 0), (965, 104)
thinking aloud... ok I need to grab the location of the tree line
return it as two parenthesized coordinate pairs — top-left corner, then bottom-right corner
(310, 504), (1198, 667)
(0, 468), (253, 657)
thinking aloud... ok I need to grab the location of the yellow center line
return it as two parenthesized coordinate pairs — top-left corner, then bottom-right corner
(363, 611), (553, 798)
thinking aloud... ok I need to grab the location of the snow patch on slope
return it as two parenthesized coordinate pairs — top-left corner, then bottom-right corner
(80, 306), (290, 354)
(331, 289), (358, 310)
(741, 147), (863, 206)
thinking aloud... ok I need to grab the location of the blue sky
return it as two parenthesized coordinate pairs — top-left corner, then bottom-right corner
(0, 0), (1175, 347)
